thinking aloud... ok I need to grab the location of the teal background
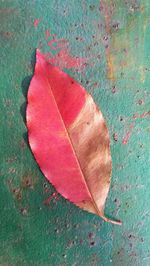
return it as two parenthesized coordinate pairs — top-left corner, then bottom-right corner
(0, 0), (150, 265)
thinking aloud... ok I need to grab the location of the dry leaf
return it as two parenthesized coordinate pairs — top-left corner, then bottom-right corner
(26, 49), (121, 225)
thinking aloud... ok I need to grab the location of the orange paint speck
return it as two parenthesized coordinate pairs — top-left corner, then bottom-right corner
(122, 131), (131, 145)
(133, 110), (150, 119)
(122, 124), (134, 145)
(45, 30), (51, 40)
(140, 110), (150, 118)
(43, 192), (59, 205)
(33, 19), (40, 28)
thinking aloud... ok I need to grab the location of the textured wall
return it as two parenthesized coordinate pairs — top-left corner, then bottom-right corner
(0, 0), (150, 265)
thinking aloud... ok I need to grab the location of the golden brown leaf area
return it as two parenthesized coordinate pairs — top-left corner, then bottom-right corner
(68, 95), (122, 225)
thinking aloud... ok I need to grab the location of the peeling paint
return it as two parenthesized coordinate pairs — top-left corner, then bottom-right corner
(133, 110), (150, 119)
(43, 30), (88, 71)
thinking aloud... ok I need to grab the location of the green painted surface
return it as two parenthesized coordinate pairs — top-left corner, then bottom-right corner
(0, 0), (150, 265)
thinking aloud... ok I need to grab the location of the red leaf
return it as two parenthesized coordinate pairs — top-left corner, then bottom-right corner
(26, 49), (121, 225)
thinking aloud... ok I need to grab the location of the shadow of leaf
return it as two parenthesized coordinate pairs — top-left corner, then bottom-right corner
(20, 50), (36, 125)
(22, 132), (29, 147)
(20, 50), (36, 147)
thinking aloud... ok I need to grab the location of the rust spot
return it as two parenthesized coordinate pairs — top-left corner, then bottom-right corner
(20, 139), (26, 149)
(20, 207), (28, 216)
(89, 5), (95, 11)
(113, 133), (118, 142)
(3, 99), (12, 107)
(112, 22), (120, 30)
(129, 251), (137, 257)
(0, 8), (15, 14)
(73, 223), (79, 229)
(43, 183), (51, 193)
(21, 173), (38, 189)
(54, 228), (59, 233)
(88, 232), (94, 239)
(22, 175), (33, 188)
(119, 116), (124, 122)
(112, 85), (117, 94)
(5, 156), (17, 163)
(93, 82), (98, 87)
(27, 63), (33, 71)
(8, 167), (16, 174)
(67, 240), (75, 248)
(138, 99), (144, 105)
(12, 188), (22, 201)
(114, 198), (121, 208)
(0, 31), (13, 38)
(90, 241), (95, 246)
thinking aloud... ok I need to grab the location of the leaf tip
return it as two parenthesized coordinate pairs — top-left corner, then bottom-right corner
(36, 47), (41, 53)
(102, 215), (122, 225)
(36, 48), (42, 58)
